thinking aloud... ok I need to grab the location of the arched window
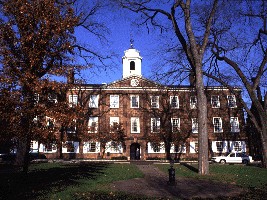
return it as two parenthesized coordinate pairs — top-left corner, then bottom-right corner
(130, 61), (135, 70)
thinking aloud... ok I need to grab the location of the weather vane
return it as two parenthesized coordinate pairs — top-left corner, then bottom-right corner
(130, 34), (134, 48)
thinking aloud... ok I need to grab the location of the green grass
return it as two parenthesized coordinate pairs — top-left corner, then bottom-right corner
(0, 162), (144, 200)
(156, 163), (267, 189)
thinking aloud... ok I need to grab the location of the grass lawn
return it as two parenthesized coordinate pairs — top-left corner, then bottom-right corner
(0, 162), (144, 200)
(156, 163), (267, 189)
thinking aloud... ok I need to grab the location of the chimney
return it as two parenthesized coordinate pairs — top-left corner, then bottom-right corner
(189, 71), (196, 87)
(67, 68), (75, 84)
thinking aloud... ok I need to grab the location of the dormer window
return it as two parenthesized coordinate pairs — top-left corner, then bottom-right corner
(130, 61), (135, 70)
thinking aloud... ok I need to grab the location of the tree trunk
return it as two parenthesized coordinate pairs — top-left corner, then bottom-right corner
(195, 64), (209, 175)
(165, 141), (171, 160)
(259, 117), (267, 168)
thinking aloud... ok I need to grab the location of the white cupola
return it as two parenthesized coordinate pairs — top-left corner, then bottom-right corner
(122, 41), (142, 78)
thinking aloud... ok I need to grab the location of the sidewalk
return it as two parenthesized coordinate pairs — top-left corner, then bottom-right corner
(111, 164), (244, 199)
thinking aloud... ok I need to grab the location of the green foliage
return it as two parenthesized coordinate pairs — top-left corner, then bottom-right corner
(0, 162), (144, 200)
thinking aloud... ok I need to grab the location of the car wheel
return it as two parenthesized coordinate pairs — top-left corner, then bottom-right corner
(242, 160), (248, 165)
(220, 159), (226, 164)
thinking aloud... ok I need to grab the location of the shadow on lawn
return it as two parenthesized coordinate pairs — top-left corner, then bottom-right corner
(0, 162), (110, 200)
(180, 162), (198, 173)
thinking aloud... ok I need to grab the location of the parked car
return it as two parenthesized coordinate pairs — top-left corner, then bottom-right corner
(211, 152), (253, 164)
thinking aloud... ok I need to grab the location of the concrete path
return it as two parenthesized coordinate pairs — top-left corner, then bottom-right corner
(111, 164), (244, 199)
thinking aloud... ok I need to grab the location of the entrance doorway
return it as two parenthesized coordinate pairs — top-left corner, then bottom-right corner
(130, 143), (140, 160)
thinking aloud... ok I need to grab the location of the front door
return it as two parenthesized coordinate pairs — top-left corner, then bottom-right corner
(130, 143), (140, 160)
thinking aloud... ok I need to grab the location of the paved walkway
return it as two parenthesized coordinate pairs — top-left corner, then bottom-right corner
(111, 164), (244, 199)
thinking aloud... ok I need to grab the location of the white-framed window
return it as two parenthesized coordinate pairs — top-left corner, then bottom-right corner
(48, 93), (57, 103)
(34, 93), (39, 104)
(211, 141), (228, 153)
(230, 117), (240, 132)
(170, 143), (186, 153)
(110, 117), (119, 132)
(227, 95), (237, 108)
(30, 141), (39, 153)
(211, 95), (220, 108)
(171, 118), (180, 132)
(83, 141), (100, 153)
(110, 95), (119, 108)
(150, 96), (159, 108)
(105, 141), (123, 153)
(88, 117), (98, 133)
(69, 94), (78, 107)
(233, 141), (242, 152)
(130, 95), (139, 108)
(66, 119), (76, 134)
(46, 116), (55, 129)
(131, 117), (140, 133)
(170, 96), (179, 108)
(190, 96), (197, 109)
(151, 118), (160, 132)
(192, 118), (198, 133)
(147, 142), (165, 153)
(190, 142), (198, 153)
(229, 141), (246, 152)
(62, 141), (79, 153)
(213, 117), (223, 133)
(39, 143), (57, 153)
(89, 95), (99, 108)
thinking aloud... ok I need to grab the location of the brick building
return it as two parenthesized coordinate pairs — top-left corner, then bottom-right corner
(35, 45), (247, 160)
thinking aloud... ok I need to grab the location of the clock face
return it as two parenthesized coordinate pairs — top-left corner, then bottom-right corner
(131, 79), (139, 86)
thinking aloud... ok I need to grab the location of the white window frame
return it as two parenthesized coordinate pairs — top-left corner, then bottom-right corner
(83, 141), (100, 153)
(130, 95), (139, 108)
(48, 93), (57, 103)
(170, 96), (179, 108)
(229, 141), (246, 152)
(211, 95), (220, 108)
(171, 118), (180, 132)
(110, 95), (119, 108)
(150, 96), (159, 108)
(89, 95), (99, 108)
(88, 117), (98, 133)
(131, 117), (140, 133)
(230, 117), (240, 132)
(147, 142), (165, 153)
(211, 141), (228, 153)
(110, 117), (119, 131)
(151, 118), (160, 133)
(213, 117), (223, 133)
(170, 143), (186, 153)
(190, 142), (198, 153)
(67, 119), (76, 134)
(227, 95), (237, 108)
(69, 94), (78, 107)
(190, 96), (197, 109)
(30, 140), (39, 153)
(62, 141), (79, 153)
(105, 141), (123, 153)
(192, 118), (198, 133)
(46, 116), (55, 128)
(39, 143), (57, 153)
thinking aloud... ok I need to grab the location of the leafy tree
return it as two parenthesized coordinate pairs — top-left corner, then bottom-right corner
(0, 0), (108, 172)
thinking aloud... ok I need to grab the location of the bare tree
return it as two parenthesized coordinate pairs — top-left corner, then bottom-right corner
(118, 0), (219, 175)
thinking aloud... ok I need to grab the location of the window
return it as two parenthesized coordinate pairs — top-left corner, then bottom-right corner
(46, 117), (55, 129)
(62, 141), (79, 153)
(69, 94), (78, 107)
(230, 117), (240, 132)
(170, 96), (179, 108)
(88, 117), (98, 133)
(151, 118), (160, 132)
(89, 95), (99, 108)
(212, 141), (228, 153)
(67, 119), (76, 134)
(190, 142), (198, 153)
(216, 141), (223, 152)
(34, 93), (39, 104)
(110, 117), (119, 130)
(192, 118), (198, 133)
(110, 95), (119, 108)
(105, 141), (123, 153)
(130, 95), (139, 108)
(30, 141), (38, 153)
(211, 95), (220, 108)
(190, 96), (197, 109)
(131, 117), (140, 133)
(213, 117), (223, 133)
(130, 61), (135, 70)
(48, 93), (57, 103)
(171, 144), (186, 153)
(83, 141), (100, 153)
(151, 96), (159, 108)
(227, 95), (237, 108)
(233, 141), (242, 152)
(39, 143), (57, 153)
(148, 142), (165, 153)
(171, 118), (180, 132)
